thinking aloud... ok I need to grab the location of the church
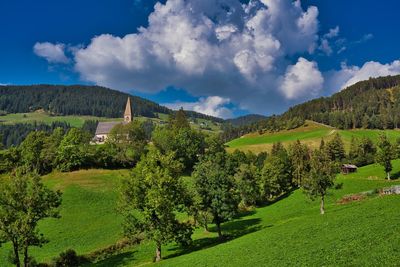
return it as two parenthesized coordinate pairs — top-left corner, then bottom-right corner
(93, 97), (133, 144)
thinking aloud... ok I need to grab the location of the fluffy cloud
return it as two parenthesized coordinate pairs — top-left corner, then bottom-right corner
(33, 42), (70, 64)
(328, 60), (400, 91)
(71, 0), (322, 114)
(324, 26), (339, 39)
(281, 57), (323, 99)
(319, 26), (339, 55)
(164, 96), (233, 119)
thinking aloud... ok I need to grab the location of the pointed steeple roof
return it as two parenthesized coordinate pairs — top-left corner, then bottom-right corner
(124, 97), (132, 122)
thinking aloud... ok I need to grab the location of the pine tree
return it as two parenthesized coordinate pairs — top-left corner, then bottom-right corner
(173, 108), (190, 129)
(325, 133), (346, 162)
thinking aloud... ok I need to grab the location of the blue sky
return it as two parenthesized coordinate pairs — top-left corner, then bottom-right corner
(1, 0), (400, 118)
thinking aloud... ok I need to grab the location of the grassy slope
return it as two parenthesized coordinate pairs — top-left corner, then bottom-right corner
(152, 162), (400, 267)
(226, 121), (400, 153)
(0, 112), (121, 128)
(0, 161), (399, 266)
(0, 169), (129, 266)
(93, 161), (400, 267)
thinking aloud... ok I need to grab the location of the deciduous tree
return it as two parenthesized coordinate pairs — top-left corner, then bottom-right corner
(302, 150), (336, 214)
(192, 140), (239, 239)
(119, 148), (192, 262)
(0, 169), (62, 267)
(234, 164), (260, 207)
(376, 134), (394, 180)
(288, 140), (311, 187)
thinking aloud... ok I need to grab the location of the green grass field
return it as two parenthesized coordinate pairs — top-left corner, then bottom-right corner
(0, 169), (129, 266)
(0, 112), (121, 128)
(0, 160), (399, 266)
(226, 121), (400, 153)
(115, 161), (400, 266)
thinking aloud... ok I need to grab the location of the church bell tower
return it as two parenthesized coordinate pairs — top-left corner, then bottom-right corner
(124, 97), (132, 123)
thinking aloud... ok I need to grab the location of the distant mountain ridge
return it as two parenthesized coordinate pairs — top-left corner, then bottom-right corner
(0, 85), (223, 122)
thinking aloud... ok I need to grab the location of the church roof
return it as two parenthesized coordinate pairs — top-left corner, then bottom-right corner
(125, 97), (132, 117)
(95, 121), (121, 135)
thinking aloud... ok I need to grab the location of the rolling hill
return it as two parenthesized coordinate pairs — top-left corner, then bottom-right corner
(282, 74), (400, 129)
(1, 161), (399, 266)
(221, 75), (400, 145)
(226, 120), (400, 154)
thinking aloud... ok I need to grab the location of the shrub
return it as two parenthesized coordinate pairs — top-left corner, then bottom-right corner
(52, 249), (88, 267)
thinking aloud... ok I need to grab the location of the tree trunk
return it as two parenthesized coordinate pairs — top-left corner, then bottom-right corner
(204, 222), (209, 232)
(155, 243), (162, 262)
(23, 245), (28, 267)
(387, 172), (391, 180)
(13, 241), (21, 267)
(320, 195), (325, 215)
(202, 213), (209, 232)
(216, 220), (223, 239)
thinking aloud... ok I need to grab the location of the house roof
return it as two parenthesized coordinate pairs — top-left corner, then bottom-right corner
(95, 121), (121, 135)
(342, 164), (358, 169)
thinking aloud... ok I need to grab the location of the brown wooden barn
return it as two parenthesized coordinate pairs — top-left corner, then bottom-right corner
(341, 164), (358, 174)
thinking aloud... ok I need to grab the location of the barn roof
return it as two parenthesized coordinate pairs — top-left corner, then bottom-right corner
(95, 121), (121, 135)
(342, 164), (358, 169)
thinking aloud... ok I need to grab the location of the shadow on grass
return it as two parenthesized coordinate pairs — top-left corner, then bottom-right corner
(89, 251), (137, 267)
(165, 217), (262, 260)
(389, 171), (400, 180)
(257, 189), (296, 208)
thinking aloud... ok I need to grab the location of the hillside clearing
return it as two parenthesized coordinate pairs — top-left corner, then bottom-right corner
(226, 121), (400, 153)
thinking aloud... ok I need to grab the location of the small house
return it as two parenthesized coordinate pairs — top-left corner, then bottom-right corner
(341, 164), (357, 174)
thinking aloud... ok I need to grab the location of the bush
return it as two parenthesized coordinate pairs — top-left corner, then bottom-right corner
(52, 249), (88, 267)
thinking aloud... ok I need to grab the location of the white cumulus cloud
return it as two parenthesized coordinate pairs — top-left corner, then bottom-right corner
(281, 57), (323, 100)
(33, 42), (70, 64)
(69, 0), (322, 114)
(328, 60), (400, 91)
(164, 96), (233, 119)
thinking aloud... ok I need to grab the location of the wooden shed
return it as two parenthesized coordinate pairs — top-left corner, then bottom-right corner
(341, 164), (358, 174)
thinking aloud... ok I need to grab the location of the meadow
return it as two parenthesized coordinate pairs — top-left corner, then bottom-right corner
(114, 161), (400, 266)
(226, 121), (400, 153)
(0, 169), (129, 266)
(1, 159), (399, 266)
(0, 112), (221, 133)
(0, 112), (121, 128)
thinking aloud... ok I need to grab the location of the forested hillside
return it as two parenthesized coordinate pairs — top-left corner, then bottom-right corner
(0, 85), (222, 122)
(282, 75), (400, 129)
(225, 114), (267, 126)
(221, 75), (400, 142)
